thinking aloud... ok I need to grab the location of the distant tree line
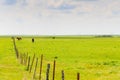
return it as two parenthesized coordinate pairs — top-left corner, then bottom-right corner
(95, 35), (113, 38)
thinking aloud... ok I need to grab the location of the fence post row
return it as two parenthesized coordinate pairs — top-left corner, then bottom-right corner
(12, 37), (81, 80)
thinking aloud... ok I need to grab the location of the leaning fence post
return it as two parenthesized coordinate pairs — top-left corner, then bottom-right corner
(39, 54), (43, 80)
(19, 53), (21, 64)
(61, 70), (64, 80)
(33, 58), (38, 79)
(27, 56), (30, 71)
(15, 48), (19, 59)
(25, 53), (28, 65)
(20, 53), (23, 65)
(46, 64), (50, 80)
(53, 60), (56, 80)
(12, 37), (19, 58)
(29, 54), (35, 73)
(77, 73), (80, 80)
(23, 53), (26, 65)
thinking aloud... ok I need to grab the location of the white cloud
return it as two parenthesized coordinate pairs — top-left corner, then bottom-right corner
(1, 0), (120, 17)
(47, 0), (64, 7)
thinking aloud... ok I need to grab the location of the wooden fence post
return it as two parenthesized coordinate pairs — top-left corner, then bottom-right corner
(29, 54), (35, 73)
(53, 60), (56, 80)
(20, 53), (23, 64)
(33, 58), (38, 79)
(12, 37), (19, 58)
(61, 70), (64, 80)
(25, 53), (28, 65)
(77, 73), (80, 80)
(39, 54), (43, 80)
(46, 64), (50, 80)
(15, 48), (19, 59)
(27, 56), (30, 71)
(19, 53), (21, 64)
(23, 53), (26, 65)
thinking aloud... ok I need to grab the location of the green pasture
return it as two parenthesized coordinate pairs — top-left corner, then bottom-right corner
(0, 36), (120, 80)
(0, 37), (30, 80)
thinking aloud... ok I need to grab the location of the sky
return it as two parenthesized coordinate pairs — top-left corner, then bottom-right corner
(0, 0), (120, 35)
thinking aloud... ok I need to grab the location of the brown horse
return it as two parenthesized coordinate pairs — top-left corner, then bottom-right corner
(32, 38), (34, 43)
(16, 37), (22, 40)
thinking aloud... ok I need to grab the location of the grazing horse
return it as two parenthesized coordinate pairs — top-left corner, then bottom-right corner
(52, 37), (55, 39)
(32, 38), (34, 43)
(16, 37), (22, 40)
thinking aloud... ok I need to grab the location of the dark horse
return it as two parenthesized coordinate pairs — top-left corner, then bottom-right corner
(16, 37), (22, 40)
(32, 38), (34, 43)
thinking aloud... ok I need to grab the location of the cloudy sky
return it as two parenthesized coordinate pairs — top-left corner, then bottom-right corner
(0, 0), (120, 35)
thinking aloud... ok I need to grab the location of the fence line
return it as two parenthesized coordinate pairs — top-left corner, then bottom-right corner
(12, 37), (81, 80)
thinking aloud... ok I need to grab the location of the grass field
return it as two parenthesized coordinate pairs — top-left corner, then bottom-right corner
(0, 36), (120, 80)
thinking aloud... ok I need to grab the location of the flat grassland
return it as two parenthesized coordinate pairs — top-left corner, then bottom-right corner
(0, 36), (120, 80)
